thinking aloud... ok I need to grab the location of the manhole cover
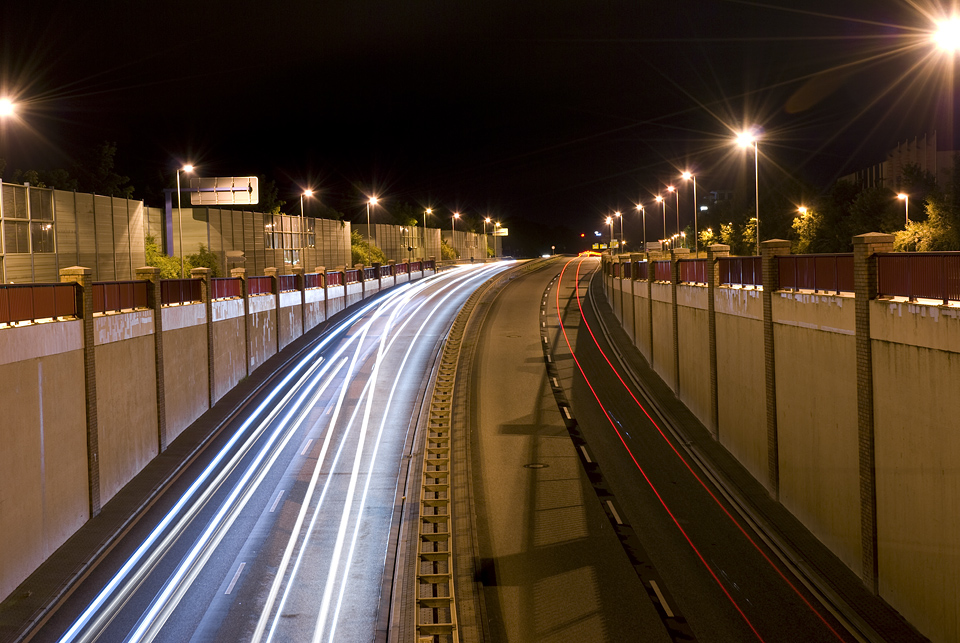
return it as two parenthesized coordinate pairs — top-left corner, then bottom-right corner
(524, 463), (549, 469)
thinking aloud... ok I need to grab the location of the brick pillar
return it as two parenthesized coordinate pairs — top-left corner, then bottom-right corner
(264, 267), (281, 353)
(670, 248), (690, 393)
(630, 253), (643, 344)
(315, 266), (328, 321)
(232, 267), (250, 377)
(293, 266), (305, 338)
(388, 259), (397, 287)
(136, 267), (167, 451)
(60, 266), (100, 517)
(761, 239), (792, 498)
(853, 232), (894, 593)
(191, 267), (214, 406)
(706, 244), (730, 439)
(354, 263), (365, 298)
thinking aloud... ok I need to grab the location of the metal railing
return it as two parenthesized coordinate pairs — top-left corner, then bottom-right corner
(425, 260), (435, 270)
(364, 267), (377, 281)
(161, 279), (202, 306)
(410, 261), (422, 272)
(719, 256), (762, 288)
(622, 262), (632, 279)
(877, 252), (960, 304)
(247, 276), (274, 296)
(304, 273), (322, 289)
(93, 280), (148, 314)
(633, 261), (648, 280)
(344, 269), (360, 284)
(396, 263), (408, 274)
(612, 262), (621, 278)
(211, 277), (242, 300)
(679, 259), (708, 284)
(278, 274), (298, 292)
(778, 254), (853, 294)
(653, 260), (672, 282)
(0, 283), (78, 324)
(380, 265), (392, 277)
(326, 271), (343, 287)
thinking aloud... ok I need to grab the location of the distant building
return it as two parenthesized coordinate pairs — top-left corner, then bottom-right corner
(840, 132), (957, 190)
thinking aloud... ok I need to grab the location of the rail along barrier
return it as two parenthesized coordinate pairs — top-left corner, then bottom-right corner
(211, 277), (242, 300)
(877, 252), (960, 305)
(247, 276), (274, 296)
(0, 283), (78, 324)
(93, 280), (148, 314)
(778, 254), (853, 294)
(161, 279), (203, 306)
(719, 256), (762, 288)
(679, 258), (708, 284)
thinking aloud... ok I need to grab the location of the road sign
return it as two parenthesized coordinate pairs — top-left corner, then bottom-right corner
(189, 176), (259, 206)
(493, 227), (508, 236)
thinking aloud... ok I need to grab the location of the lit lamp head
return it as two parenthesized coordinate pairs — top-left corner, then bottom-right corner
(453, 212), (460, 219)
(681, 171), (693, 181)
(798, 206), (808, 214)
(485, 217), (491, 223)
(934, 18), (960, 52)
(0, 98), (15, 118)
(667, 185), (675, 193)
(737, 130), (757, 148)
(897, 193), (907, 201)
(303, 189), (314, 198)
(655, 195), (663, 203)
(425, 208), (433, 214)
(369, 196), (378, 206)
(606, 216), (613, 225)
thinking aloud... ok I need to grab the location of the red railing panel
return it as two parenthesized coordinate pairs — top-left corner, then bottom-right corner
(344, 269), (360, 284)
(247, 276), (274, 296)
(278, 274), (298, 292)
(878, 253), (960, 304)
(326, 271), (343, 287)
(778, 254), (853, 294)
(211, 277), (242, 300)
(410, 261), (422, 272)
(654, 260), (672, 282)
(679, 259), (708, 284)
(719, 256), (762, 287)
(0, 283), (78, 324)
(93, 281), (148, 314)
(380, 265), (392, 277)
(304, 273), (321, 289)
(397, 263), (408, 274)
(363, 267), (377, 280)
(634, 261), (648, 280)
(161, 279), (203, 305)
(425, 260), (435, 270)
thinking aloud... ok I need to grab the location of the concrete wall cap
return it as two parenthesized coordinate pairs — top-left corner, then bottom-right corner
(708, 244), (731, 253)
(135, 267), (160, 275)
(190, 267), (211, 276)
(59, 266), (92, 275)
(761, 239), (792, 249)
(852, 232), (895, 245)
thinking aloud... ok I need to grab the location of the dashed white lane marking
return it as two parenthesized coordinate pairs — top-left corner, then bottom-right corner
(225, 562), (246, 595)
(561, 406), (572, 420)
(650, 580), (675, 618)
(551, 377), (559, 388)
(606, 500), (623, 525)
(542, 336), (548, 344)
(300, 439), (314, 456)
(580, 445), (592, 463)
(270, 490), (285, 513)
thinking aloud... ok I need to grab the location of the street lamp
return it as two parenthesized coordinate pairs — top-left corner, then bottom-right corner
(300, 189), (314, 262)
(614, 211), (623, 251)
(366, 196), (379, 244)
(605, 216), (614, 249)
(655, 195), (666, 249)
(176, 164), (194, 278)
(635, 203), (646, 250)
(667, 185), (679, 238)
(897, 193), (909, 225)
(423, 208), (433, 260)
(934, 18), (960, 51)
(681, 171), (698, 255)
(0, 98), (15, 118)
(737, 128), (761, 255)
(484, 217), (492, 260)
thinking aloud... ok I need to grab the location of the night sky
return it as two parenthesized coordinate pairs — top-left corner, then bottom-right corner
(1, 0), (955, 254)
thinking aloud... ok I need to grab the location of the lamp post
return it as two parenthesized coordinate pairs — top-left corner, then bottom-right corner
(655, 195), (666, 249)
(366, 196), (378, 245)
(484, 217), (492, 260)
(606, 216), (614, 249)
(737, 128), (761, 255)
(176, 164), (194, 278)
(897, 193), (909, 225)
(635, 203), (646, 250)
(667, 185), (680, 239)
(423, 208), (433, 260)
(300, 189), (314, 263)
(614, 211), (623, 251)
(682, 171), (698, 255)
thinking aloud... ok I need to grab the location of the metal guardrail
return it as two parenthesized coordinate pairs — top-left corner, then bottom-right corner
(0, 283), (78, 324)
(653, 260), (672, 282)
(410, 261), (422, 272)
(247, 276), (274, 296)
(364, 267), (377, 281)
(778, 254), (853, 294)
(326, 271), (343, 287)
(344, 269), (360, 284)
(211, 277), (242, 300)
(633, 260), (648, 280)
(278, 274), (298, 292)
(877, 252), (960, 304)
(678, 258), (708, 284)
(304, 273), (322, 289)
(161, 279), (202, 306)
(719, 256), (762, 288)
(93, 280), (148, 314)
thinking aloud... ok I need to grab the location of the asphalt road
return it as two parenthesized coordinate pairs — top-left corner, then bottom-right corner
(462, 255), (858, 642)
(29, 262), (514, 643)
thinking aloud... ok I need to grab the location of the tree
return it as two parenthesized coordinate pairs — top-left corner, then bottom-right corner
(73, 141), (134, 198)
(350, 230), (387, 265)
(186, 244), (223, 277)
(145, 235), (183, 278)
(440, 238), (458, 260)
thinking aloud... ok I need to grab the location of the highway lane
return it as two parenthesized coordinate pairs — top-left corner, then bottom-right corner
(544, 255), (854, 642)
(32, 262), (514, 643)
